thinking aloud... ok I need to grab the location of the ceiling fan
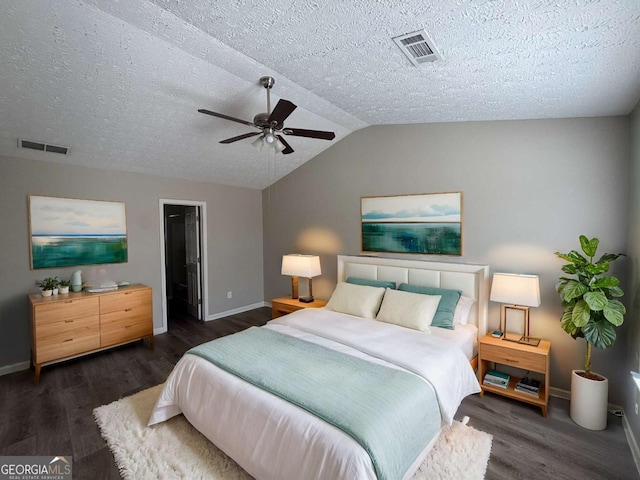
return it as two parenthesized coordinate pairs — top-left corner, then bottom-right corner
(198, 76), (336, 155)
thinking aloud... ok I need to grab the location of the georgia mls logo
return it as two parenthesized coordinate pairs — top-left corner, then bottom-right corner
(0, 455), (72, 480)
(49, 456), (71, 473)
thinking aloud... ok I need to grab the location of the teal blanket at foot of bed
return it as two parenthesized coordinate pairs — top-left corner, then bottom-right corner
(188, 327), (441, 480)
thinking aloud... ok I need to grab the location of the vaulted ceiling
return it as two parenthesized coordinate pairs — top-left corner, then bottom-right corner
(2, 1), (639, 189)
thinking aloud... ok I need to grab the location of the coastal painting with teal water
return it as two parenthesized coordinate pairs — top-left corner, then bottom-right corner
(361, 192), (462, 255)
(29, 196), (127, 269)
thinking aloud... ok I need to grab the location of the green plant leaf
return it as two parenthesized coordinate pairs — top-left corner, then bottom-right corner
(572, 299), (591, 327)
(585, 262), (608, 275)
(584, 291), (608, 311)
(580, 236), (599, 258)
(597, 253), (625, 263)
(607, 286), (624, 298)
(560, 307), (578, 335)
(561, 264), (579, 275)
(582, 319), (616, 349)
(603, 300), (626, 327)
(592, 276), (619, 289)
(561, 280), (588, 302)
(555, 251), (588, 265)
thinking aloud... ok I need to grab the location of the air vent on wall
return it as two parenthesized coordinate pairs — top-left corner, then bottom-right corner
(18, 138), (69, 155)
(393, 29), (442, 66)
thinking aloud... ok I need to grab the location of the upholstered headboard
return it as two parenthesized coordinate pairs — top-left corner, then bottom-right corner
(337, 255), (490, 336)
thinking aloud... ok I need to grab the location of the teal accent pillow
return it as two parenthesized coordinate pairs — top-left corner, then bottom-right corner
(346, 276), (396, 290)
(397, 284), (462, 330)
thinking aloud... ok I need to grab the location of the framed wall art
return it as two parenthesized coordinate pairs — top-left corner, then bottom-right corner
(29, 195), (128, 269)
(361, 192), (462, 256)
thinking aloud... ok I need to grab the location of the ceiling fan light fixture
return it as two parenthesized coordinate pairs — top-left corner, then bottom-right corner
(274, 138), (286, 153)
(264, 130), (277, 144)
(251, 135), (265, 151)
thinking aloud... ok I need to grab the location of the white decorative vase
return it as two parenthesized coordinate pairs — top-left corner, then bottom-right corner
(71, 270), (83, 292)
(41, 289), (52, 297)
(570, 369), (608, 430)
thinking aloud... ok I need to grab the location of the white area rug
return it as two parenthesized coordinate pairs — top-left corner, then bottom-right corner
(94, 385), (492, 480)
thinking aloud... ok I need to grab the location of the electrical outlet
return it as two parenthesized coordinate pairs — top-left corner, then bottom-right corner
(635, 403), (638, 416)
(227, 291), (232, 299)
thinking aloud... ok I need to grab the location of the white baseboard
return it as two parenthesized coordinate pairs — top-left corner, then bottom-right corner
(206, 302), (269, 321)
(154, 326), (168, 335)
(623, 414), (640, 477)
(549, 386), (570, 400)
(0, 361), (30, 376)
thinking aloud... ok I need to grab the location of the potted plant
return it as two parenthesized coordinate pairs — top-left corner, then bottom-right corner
(58, 279), (70, 294)
(555, 235), (625, 430)
(38, 277), (59, 297)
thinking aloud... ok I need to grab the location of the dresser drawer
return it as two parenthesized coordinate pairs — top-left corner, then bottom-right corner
(34, 297), (99, 325)
(100, 305), (152, 347)
(481, 343), (546, 372)
(35, 315), (100, 363)
(99, 288), (151, 314)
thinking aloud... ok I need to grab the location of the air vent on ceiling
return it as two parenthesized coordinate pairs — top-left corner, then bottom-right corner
(18, 139), (69, 155)
(393, 30), (442, 66)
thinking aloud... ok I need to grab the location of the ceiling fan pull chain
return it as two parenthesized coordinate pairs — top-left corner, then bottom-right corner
(266, 81), (271, 114)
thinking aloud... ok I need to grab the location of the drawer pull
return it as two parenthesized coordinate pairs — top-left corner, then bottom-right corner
(65, 320), (73, 323)
(506, 359), (519, 363)
(124, 308), (132, 312)
(65, 301), (73, 304)
(124, 292), (132, 295)
(64, 338), (73, 343)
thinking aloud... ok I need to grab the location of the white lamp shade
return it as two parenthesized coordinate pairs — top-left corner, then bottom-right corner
(281, 254), (321, 278)
(490, 273), (541, 307)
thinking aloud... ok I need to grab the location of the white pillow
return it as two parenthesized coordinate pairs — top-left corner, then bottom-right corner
(325, 282), (386, 319)
(375, 288), (441, 332)
(453, 295), (475, 325)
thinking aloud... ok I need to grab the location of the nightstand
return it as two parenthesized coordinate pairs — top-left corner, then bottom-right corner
(478, 333), (551, 416)
(271, 296), (327, 319)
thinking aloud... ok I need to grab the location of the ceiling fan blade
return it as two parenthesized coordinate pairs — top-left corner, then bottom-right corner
(268, 100), (297, 125)
(283, 128), (336, 140)
(198, 109), (255, 127)
(219, 132), (261, 144)
(276, 135), (294, 155)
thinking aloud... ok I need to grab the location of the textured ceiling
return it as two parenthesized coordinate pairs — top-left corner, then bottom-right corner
(1, 0), (640, 189)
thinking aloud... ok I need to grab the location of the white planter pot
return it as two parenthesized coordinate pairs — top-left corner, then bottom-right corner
(59, 286), (69, 294)
(52, 287), (59, 295)
(41, 289), (52, 297)
(570, 370), (608, 430)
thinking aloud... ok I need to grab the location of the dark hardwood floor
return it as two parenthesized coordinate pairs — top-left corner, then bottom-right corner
(1, 306), (637, 479)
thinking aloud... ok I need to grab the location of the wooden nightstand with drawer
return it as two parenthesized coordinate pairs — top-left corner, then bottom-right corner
(271, 296), (327, 319)
(478, 333), (551, 416)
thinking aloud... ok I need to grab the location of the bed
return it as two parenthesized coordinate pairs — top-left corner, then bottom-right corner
(149, 255), (490, 480)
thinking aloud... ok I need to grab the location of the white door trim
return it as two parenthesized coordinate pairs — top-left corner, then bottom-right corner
(158, 198), (208, 334)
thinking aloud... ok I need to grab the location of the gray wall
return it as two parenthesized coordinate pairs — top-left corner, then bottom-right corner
(0, 155), (264, 369)
(626, 101), (640, 449)
(262, 117), (631, 403)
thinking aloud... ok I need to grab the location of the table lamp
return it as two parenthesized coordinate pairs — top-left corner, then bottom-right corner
(281, 254), (321, 303)
(490, 272), (541, 346)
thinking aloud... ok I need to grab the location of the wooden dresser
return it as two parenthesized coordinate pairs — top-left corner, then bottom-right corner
(29, 284), (154, 383)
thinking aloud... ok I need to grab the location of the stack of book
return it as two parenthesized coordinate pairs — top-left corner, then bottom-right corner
(483, 370), (510, 389)
(515, 377), (541, 397)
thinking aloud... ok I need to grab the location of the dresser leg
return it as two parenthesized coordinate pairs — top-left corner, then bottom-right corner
(148, 335), (155, 350)
(34, 364), (41, 385)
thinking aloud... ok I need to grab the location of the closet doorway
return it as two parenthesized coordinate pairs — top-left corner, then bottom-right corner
(159, 199), (208, 332)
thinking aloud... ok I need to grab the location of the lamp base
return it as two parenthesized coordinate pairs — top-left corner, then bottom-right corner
(503, 334), (540, 347)
(298, 296), (314, 303)
(518, 336), (541, 347)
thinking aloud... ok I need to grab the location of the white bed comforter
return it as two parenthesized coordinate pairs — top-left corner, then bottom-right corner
(148, 308), (480, 480)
